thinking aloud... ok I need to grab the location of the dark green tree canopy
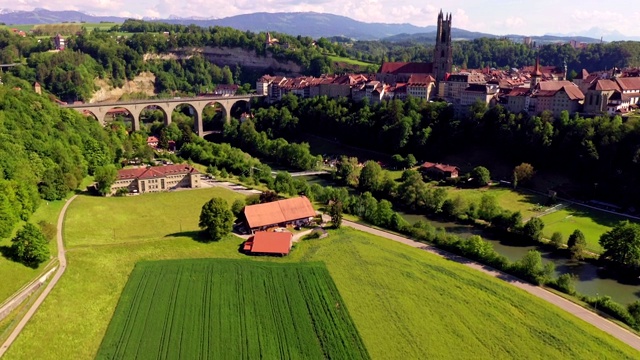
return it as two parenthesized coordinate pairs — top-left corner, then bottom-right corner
(199, 197), (234, 242)
(11, 222), (50, 268)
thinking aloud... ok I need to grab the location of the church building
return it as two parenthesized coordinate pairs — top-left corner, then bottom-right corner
(378, 11), (453, 87)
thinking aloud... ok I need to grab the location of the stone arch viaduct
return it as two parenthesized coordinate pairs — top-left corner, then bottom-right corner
(63, 95), (262, 136)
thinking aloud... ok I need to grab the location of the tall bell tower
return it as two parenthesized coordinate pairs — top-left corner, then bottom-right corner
(433, 10), (453, 83)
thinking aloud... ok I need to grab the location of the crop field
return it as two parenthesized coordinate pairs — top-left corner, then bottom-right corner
(540, 206), (631, 252)
(3, 187), (639, 359)
(97, 259), (368, 360)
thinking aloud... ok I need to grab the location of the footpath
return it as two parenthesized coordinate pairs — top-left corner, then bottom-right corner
(0, 195), (78, 357)
(342, 219), (640, 352)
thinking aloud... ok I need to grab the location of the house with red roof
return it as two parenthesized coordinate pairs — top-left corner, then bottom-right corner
(243, 196), (316, 233)
(146, 136), (159, 149)
(243, 231), (293, 256)
(109, 164), (201, 195)
(421, 162), (460, 179)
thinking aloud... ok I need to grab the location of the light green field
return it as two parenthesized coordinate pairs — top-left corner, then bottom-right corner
(3, 187), (638, 359)
(446, 186), (548, 219)
(328, 55), (375, 67)
(540, 206), (628, 252)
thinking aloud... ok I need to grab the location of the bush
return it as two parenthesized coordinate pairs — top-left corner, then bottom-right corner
(582, 295), (636, 328)
(550, 231), (564, 248)
(550, 273), (576, 295)
(38, 220), (57, 242)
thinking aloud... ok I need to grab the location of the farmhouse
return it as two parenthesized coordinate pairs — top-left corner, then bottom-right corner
(243, 196), (316, 233)
(110, 164), (201, 195)
(421, 162), (460, 179)
(243, 231), (293, 256)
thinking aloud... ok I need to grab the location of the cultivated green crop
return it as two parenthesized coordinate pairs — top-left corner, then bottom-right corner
(96, 259), (369, 360)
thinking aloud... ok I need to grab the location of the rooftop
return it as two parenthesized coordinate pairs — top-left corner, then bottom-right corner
(247, 232), (293, 255)
(243, 196), (316, 229)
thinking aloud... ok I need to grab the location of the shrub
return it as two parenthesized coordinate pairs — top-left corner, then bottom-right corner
(550, 273), (576, 295)
(550, 231), (564, 248)
(38, 220), (57, 242)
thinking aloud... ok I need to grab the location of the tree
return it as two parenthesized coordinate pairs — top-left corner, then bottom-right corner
(477, 194), (500, 222)
(259, 190), (279, 203)
(513, 163), (535, 188)
(522, 217), (544, 242)
(328, 200), (343, 228)
(358, 160), (382, 193)
(11, 223), (50, 268)
(567, 229), (586, 260)
(231, 199), (245, 217)
(198, 197), (234, 242)
(551, 231), (564, 249)
(94, 164), (118, 196)
(599, 221), (640, 269)
(471, 166), (491, 187)
(404, 154), (417, 168)
(336, 156), (360, 186)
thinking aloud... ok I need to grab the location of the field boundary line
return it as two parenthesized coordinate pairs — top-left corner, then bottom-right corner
(341, 219), (640, 352)
(0, 195), (78, 357)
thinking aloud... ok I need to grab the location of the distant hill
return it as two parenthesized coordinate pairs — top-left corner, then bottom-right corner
(0, 9), (617, 43)
(160, 12), (429, 40)
(0, 8), (125, 24)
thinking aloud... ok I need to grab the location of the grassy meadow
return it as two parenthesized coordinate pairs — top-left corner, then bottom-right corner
(328, 55), (376, 67)
(97, 259), (369, 359)
(3, 186), (638, 359)
(540, 206), (628, 252)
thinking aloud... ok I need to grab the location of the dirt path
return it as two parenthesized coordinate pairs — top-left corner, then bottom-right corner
(341, 219), (640, 352)
(0, 195), (78, 357)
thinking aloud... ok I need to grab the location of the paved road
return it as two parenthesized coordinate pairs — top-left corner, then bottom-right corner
(0, 195), (78, 357)
(342, 219), (640, 352)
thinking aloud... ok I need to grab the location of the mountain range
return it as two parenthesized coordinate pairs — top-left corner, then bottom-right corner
(0, 8), (636, 43)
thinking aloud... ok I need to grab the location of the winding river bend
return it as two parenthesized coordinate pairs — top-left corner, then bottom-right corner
(400, 213), (640, 305)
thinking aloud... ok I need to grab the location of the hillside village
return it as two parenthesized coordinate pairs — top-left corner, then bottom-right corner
(257, 11), (640, 118)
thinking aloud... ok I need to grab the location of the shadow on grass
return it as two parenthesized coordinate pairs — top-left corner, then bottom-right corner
(0, 245), (38, 269)
(164, 230), (211, 243)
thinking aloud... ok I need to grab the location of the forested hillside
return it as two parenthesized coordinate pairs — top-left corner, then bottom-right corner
(0, 74), (117, 237)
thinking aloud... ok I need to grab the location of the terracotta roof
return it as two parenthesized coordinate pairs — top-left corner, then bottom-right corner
(116, 164), (199, 181)
(147, 136), (159, 143)
(244, 196), (315, 229)
(562, 85), (585, 100)
(248, 232), (292, 254)
(407, 74), (435, 85)
(379, 62), (433, 75)
(507, 87), (530, 97)
(616, 77), (640, 91)
(593, 79), (620, 91)
(421, 162), (459, 173)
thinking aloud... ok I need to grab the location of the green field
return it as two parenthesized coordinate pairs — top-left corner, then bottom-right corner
(540, 206), (628, 252)
(97, 259), (368, 359)
(3, 187), (639, 359)
(328, 55), (376, 67)
(445, 185), (548, 219)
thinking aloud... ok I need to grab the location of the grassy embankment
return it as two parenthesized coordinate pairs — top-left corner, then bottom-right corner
(3, 187), (638, 359)
(328, 55), (376, 67)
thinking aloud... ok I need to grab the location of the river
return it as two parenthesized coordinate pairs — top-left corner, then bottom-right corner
(400, 213), (640, 305)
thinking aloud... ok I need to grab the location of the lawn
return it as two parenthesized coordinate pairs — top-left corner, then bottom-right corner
(328, 55), (376, 67)
(3, 187), (639, 359)
(540, 206), (628, 253)
(97, 259), (369, 360)
(445, 185), (549, 219)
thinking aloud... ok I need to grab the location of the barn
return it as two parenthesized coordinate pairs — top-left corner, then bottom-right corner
(243, 196), (316, 233)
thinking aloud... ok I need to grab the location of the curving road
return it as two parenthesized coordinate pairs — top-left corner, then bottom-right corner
(0, 195), (77, 357)
(342, 219), (640, 352)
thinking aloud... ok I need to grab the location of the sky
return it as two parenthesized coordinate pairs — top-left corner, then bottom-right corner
(5, 0), (640, 37)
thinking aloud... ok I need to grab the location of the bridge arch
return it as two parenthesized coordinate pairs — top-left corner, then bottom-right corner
(229, 99), (251, 120)
(170, 103), (202, 135)
(103, 106), (136, 130)
(202, 101), (229, 134)
(139, 105), (170, 131)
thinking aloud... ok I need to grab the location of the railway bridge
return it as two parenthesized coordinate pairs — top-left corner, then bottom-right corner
(63, 95), (263, 136)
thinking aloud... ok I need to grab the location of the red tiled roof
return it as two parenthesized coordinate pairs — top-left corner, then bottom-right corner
(593, 79), (620, 91)
(421, 162), (459, 173)
(147, 136), (159, 143)
(616, 77), (640, 91)
(379, 62), (433, 75)
(407, 74), (435, 85)
(116, 164), (199, 181)
(244, 196), (315, 229)
(248, 232), (292, 254)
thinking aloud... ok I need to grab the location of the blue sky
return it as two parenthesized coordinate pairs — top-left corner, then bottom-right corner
(4, 0), (640, 37)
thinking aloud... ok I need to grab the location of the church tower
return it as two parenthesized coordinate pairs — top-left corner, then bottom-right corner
(433, 10), (453, 83)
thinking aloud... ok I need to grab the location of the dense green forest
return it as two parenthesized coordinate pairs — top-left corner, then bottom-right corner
(0, 74), (118, 238)
(250, 94), (640, 207)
